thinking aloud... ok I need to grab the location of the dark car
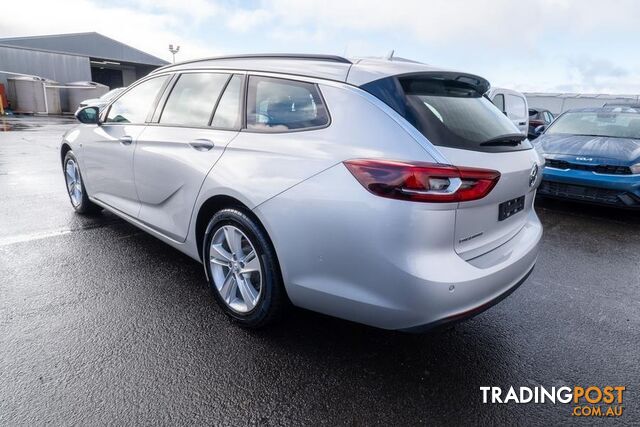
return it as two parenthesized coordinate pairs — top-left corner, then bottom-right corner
(528, 108), (554, 140)
(533, 107), (640, 208)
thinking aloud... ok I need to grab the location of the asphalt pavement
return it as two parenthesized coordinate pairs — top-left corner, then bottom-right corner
(1, 115), (638, 425)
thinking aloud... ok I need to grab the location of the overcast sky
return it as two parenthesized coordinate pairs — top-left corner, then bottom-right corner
(2, 0), (639, 94)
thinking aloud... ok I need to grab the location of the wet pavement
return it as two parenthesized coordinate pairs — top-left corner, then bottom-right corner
(1, 115), (638, 425)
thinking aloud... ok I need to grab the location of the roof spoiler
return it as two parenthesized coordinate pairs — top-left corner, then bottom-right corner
(397, 71), (491, 95)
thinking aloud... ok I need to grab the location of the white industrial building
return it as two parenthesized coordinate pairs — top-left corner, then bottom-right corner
(525, 92), (640, 116)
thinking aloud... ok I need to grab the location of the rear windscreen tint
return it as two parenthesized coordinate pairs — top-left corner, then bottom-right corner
(362, 76), (532, 153)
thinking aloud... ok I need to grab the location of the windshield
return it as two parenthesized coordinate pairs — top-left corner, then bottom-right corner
(362, 75), (531, 153)
(547, 111), (640, 139)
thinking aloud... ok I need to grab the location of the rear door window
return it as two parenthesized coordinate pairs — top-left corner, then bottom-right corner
(246, 76), (329, 132)
(160, 72), (230, 126)
(212, 75), (243, 130)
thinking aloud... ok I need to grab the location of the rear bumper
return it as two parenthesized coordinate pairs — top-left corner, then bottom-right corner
(539, 168), (640, 208)
(257, 164), (543, 331)
(401, 265), (534, 333)
(284, 209), (542, 331)
(390, 211), (541, 331)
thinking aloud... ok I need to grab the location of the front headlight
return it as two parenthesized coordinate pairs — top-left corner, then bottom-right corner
(631, 163), (640, 174)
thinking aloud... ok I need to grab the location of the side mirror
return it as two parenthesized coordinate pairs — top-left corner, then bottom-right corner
(75, 106), (100, 124)
(534, 125), (546, 136)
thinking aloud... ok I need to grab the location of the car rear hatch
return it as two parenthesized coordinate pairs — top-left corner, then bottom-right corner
(361, 72), (543, 260)
(440, 146), (540, 259)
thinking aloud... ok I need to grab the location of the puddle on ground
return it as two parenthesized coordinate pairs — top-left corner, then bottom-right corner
(0, 121), (42, 132)
(0, 115), (76, 132)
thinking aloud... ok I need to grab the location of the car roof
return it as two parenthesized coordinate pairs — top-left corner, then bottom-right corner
(150, 54), (489, 90)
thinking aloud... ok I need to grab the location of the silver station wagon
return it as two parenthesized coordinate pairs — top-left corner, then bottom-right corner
(62, 54), (543, 331)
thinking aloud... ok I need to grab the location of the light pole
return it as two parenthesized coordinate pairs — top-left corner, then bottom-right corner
(168, 44), (180, 63)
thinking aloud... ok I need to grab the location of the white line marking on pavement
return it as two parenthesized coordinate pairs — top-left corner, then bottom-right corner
(0, 229), (74, 246)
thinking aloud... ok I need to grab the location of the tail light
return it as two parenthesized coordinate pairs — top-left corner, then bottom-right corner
(343, 159), (500, 203)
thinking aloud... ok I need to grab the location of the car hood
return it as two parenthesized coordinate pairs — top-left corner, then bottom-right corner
(535, 133), (640, 164)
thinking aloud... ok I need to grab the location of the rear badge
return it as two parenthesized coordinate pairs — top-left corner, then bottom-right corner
(459, 232), (483, 244)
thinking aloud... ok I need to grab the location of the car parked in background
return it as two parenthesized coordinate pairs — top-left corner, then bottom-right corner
(61, 54), (543, 332)
(78, 87), (125, 110)
(528, 108), (554, 140)
(534, 107), (640, 208)
(488, 87), (529, 135)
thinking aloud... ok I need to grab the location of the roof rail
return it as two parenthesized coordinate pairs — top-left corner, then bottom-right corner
(152, 53), (352, 74)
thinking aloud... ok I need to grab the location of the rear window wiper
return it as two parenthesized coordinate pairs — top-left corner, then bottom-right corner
(480, 133), (527, 146)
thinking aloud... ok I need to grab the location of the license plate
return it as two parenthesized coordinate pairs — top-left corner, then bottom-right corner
(499, 196), (525, 221)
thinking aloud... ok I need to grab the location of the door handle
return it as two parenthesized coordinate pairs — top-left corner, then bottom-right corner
(119, 135), (133, 145)
(189, 139), (215, 151)
(518, 122), (526, 126)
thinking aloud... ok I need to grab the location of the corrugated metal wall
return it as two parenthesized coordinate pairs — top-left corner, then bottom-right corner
(0, 44), (91, 91)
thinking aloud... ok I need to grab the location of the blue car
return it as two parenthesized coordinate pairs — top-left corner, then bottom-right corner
(533, 107), (640, 208)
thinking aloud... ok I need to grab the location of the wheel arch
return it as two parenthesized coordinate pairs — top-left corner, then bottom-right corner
(60, 143), (72, 167)
(195, 194), (288, 302)
(194, 195), (277, 265)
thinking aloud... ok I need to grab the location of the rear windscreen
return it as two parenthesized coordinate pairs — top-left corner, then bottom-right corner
(362, 76), (532, 153)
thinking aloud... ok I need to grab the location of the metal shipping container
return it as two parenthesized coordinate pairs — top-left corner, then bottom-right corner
(7, 75), (61, 114)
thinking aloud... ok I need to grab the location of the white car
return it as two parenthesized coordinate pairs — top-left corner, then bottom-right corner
(488, 87), (529, 135)
(62, 54), (543, 331)
(78, 87), (125, 110)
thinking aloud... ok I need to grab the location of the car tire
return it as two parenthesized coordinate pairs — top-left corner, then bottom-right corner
(63, 151), (102, 215)
(203, 208), (287, 328)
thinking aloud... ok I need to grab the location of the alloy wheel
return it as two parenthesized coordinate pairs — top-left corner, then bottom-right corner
(209, 225), (262, 313)
(65, 159), (82, 207)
